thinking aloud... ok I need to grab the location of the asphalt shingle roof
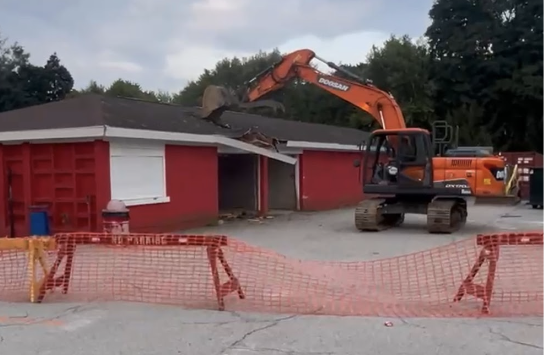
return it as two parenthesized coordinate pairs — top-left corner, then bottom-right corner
(0, 94), (369, 145)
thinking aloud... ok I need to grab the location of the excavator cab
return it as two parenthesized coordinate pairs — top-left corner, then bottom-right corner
(356, 128), (469, 233)
(363, 128), (434, 194)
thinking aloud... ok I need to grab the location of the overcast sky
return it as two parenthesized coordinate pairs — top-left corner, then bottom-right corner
(1, 0), (432, 93)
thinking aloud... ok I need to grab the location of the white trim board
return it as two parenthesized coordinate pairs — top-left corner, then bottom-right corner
(218, 145), (303, 155)
(286, 140), (363, 152)
(286, 140), (391, 153)
(294, 156), (301, 211)
(0, 126), (106, 142)
(121, 196), (170, 207)
(256, 155), (262, 213)
(0, 127), (369, 158)
(0, 126), (297, 165)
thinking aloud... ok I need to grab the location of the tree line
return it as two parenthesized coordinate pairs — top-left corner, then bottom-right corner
(0, 0), (542, 152)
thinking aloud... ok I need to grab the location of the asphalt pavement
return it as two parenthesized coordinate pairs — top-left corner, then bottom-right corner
(0, 203), (542, 355)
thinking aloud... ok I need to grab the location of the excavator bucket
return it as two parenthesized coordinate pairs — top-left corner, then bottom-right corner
(198, 85), (236, 127)
(199, 85), (285, 127)
(200, 85), (236, 118)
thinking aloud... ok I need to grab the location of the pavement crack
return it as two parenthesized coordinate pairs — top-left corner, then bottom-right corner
(395, 316), (426, 329)
(219, 314), (298, 354)
(489, 319), (543, 327)
(248, 348), (334, 355)
(177, 313), (300, 327)
(488, 327), (543, 350)
(0, 304), (95, 328)
(39, 304), (93, 323)
(0, 312), (34, 328)
(0, 322), (35, 329)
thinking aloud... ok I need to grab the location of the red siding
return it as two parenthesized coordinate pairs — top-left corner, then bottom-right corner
(124, 145), (218, 232)
(299, 150), (363, 210)
(500, 151), (544, 167)
(0, 141), (105, 237)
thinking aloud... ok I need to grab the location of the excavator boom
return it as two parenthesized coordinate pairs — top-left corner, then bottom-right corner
(200, 49), (406, 130)
(242, 49), (406, 130)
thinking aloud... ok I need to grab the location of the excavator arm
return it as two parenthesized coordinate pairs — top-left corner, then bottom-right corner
(242, 49), (406, 130)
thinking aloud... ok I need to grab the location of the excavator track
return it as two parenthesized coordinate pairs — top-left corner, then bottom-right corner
(426, 199), (467, 234)
(355, 198), (405, 232)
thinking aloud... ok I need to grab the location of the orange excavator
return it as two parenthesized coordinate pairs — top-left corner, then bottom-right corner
(199, 49), (519, 233)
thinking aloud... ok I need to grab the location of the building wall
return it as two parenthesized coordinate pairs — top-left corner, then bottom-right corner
(0, 140), (372, 236)
(0, 140), (218, 236)
(298, 150), (364, 211)
(0, 141), (108, 237)
(114, 144), (219, 232)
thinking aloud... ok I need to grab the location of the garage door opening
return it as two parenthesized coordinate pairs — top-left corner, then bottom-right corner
(268, 158), (297, 210)
(218, 154), (258, 213)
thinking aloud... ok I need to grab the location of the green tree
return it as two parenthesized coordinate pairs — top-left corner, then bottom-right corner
(425, 0), (494, 146)
(172, 50), (283, 109)
(0, 33), (29, 71)
(106, 78), (137, 96)
(13, 54), (74, 106)
(155, 90), (173, 103)
(426, 0), (543, 151)
(487, 0), (543, 151)
(310, 37), (437, 131)
(75, 79), (173, 105)
(43, 53), (74, 101)
(363, 35), (436, 129)
(106, 79), (155, 101)
(280, 63), (373, 128)
(0, 33), (31, 111)
(81, 80), (106, 94)
(0, 34), (74, 112)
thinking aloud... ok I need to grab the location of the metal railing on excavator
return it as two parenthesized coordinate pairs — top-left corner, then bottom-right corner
(0, 231), (542, 317)
(505, 163), (521, 196)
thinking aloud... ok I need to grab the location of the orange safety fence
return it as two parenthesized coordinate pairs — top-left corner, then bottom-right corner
(0, 231), (542, 318)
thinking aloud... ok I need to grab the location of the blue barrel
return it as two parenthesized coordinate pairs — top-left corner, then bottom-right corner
(29, 205), (50, 236)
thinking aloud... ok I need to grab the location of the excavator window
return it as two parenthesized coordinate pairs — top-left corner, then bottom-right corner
(396, 132), (434, 187)
(398, 135), (429, 164)
(398, 136), (416, 162)
(366, 134), (396, 185)
(364, 131), (434, 189)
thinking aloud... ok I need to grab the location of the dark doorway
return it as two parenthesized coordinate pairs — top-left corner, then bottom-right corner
(218, 154), (258, 211)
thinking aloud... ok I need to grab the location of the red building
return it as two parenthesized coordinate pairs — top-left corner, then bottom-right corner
(0, 94), (369, 236)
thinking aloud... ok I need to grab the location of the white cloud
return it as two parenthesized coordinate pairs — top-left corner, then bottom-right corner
(277, 31), (390, 71)
(98, 60), (143, 73)
(164, 46), (247, 81)
(0, 0), (432, 92)
(164, 31), (389, 83)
